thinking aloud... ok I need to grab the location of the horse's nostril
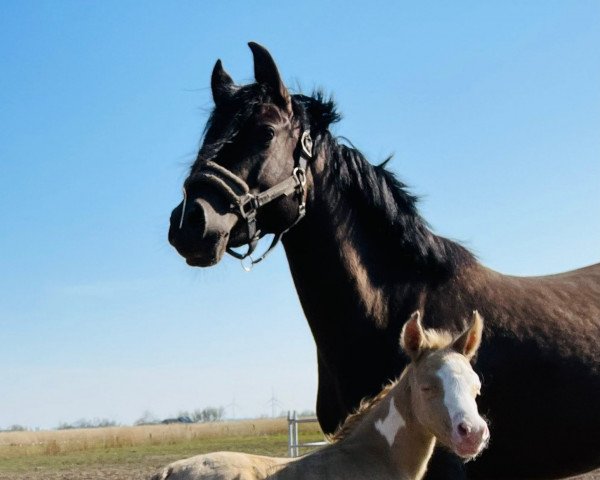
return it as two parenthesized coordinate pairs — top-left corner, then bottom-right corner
(187, 203), (207, 235)
(188, 205), (202, 223)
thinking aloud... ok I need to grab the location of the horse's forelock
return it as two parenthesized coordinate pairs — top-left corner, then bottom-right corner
(192, 84), (272, 168)
(195, 88), (339, 169)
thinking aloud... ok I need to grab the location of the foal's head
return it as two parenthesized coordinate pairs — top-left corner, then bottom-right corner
(400, 311), (489, 459)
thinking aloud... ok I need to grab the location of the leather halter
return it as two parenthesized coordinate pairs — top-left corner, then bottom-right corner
(181, 130), (313, 270)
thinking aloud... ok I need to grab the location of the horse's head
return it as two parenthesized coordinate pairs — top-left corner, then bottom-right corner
(168, 43), (311, 267)
(400, 311), (489, 460)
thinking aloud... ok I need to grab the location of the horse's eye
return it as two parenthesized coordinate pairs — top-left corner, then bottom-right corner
(258, 126), (275, 145)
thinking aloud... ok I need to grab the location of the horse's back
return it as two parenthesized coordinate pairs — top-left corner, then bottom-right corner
(511, 261), (600, 297)
(150, 452), (290, 480)
(462, 261), (599, 330)
(494, 262), (600, 342)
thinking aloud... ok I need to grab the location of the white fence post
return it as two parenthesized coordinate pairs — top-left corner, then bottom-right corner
(293, 410), (299, 457)
(287, 411), (294, 457)
(287, 410), (328, 458)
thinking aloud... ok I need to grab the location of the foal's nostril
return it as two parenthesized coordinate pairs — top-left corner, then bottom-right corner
(457, 422), (471, 437)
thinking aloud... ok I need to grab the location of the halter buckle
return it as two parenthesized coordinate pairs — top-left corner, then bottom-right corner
(238, 194), (258, 219)
(298, 202), (306, 218)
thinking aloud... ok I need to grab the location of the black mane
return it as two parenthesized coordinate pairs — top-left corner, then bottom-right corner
(295, 92), (475, 277)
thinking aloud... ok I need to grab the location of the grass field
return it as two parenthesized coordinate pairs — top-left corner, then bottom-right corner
(0, 418), (325, 480)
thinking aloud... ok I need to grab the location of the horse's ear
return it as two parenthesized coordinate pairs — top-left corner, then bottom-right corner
(248, 42), (292, 115)
(211, 59), (235, 107)
(453, 311), (484, 361)
(400, 311), (426, 360)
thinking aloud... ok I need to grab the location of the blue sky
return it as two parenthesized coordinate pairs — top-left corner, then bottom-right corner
(1, 2), (598, 430)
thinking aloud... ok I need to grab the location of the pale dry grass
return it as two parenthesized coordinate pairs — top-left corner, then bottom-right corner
(0, 417), (325, 480)
(0, 418), (304, 457)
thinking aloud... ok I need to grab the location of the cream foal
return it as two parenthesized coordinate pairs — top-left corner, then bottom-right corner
(151, 311), (489, 480)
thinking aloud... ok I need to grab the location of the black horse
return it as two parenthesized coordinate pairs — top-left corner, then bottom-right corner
(168, 43), (600, 479)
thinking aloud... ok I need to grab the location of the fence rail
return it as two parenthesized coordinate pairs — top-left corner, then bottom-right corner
(287, 411), (328, 457)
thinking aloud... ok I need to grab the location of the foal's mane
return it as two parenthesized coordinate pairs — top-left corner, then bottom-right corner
(328, 378), (399, 443)
(329, 328), (454, 443)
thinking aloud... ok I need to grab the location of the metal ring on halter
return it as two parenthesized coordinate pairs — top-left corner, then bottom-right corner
(241, 255), (254, 272)
(293, 167), (307, 187)
(300, 131), (313, 159)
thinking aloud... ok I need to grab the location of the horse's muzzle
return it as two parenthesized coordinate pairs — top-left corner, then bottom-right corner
(168, 195), (237, 267)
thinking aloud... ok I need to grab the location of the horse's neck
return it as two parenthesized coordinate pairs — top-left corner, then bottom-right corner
(282, 146), (478, 326)
(282, 158), (429, 332)
(283, 211), (395, 325)
(341, 373), (436, 480)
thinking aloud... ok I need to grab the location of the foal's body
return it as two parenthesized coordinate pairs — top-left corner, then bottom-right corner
(151, 314), (488, 480)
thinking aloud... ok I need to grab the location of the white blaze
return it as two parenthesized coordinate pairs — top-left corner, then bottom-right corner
(374, 397), (405, 447)
(436, 355), (481, 424)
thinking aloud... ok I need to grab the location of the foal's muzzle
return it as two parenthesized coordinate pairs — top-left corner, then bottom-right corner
(451, 416), (490, 459)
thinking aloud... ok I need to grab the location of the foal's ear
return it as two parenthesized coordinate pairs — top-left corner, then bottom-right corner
(400, 311), (426, 360)
(248, 42), (293, 115)
(211, 59), (236, 107)
(452, 311), (484, 361)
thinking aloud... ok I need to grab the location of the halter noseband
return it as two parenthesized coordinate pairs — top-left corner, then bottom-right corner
(181, 130), (313, 270)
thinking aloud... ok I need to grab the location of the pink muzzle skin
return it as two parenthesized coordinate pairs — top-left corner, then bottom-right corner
(452, 418), (490, 458)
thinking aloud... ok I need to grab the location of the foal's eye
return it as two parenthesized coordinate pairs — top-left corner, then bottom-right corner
(257, 126), (275, 145)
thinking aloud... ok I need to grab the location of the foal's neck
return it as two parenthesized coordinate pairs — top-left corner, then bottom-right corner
(343, 372), (436, 480)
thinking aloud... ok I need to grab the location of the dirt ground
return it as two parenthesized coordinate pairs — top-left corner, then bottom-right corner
(0, 465), (155, 480)
(1, 465), (598, 480)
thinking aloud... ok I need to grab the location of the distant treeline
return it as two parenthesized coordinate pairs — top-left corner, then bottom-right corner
(1, 407), (317, 431)
(135, 407), (225, 425)
(57, 418), (118, 430)
(0, 424), (29, 432)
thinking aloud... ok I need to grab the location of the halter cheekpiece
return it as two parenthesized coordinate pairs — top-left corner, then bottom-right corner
(180, 130), (313, 270)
